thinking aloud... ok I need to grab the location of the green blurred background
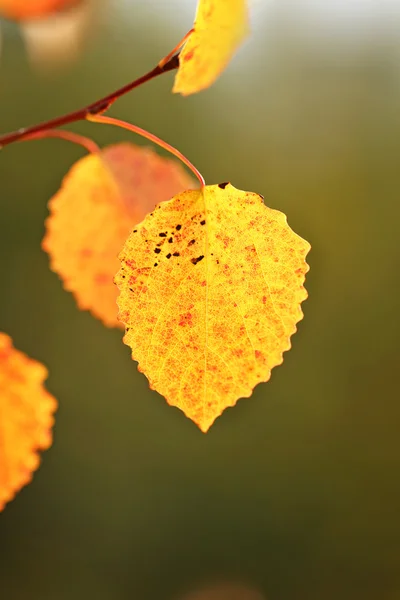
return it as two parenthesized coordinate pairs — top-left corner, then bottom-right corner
(1, 1), (400, 599)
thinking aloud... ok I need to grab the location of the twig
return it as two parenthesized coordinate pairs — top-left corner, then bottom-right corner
(0, 53), (180, 148)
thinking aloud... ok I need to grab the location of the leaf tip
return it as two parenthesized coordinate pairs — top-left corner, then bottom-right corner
(195, 417), (215, 434)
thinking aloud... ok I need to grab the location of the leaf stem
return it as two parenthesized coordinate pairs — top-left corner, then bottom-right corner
(86, 113), (205, 187)
(22, 129), (100, 153)
(0, 52), (181, 148)
(158, 29), (193, 68)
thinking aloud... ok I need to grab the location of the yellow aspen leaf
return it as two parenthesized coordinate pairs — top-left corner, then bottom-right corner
(0, 0), (78, 20)
(0, 333), (57, 511)
(173, 0), (250, 96)
(115, 183), (310, 432)
(43, 143), (195, 328)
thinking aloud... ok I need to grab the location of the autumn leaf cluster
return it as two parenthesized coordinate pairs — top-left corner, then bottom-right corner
(0, 0), (310, 510)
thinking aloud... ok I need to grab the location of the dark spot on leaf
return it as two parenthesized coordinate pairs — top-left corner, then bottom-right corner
(156, 242), (162, 247)
(200, 220), (206, 225)
(166, 253), (172, 259)
(133, 230), (137, 233)
(191, 255), (204, 265)
(184, 49), (194, 62)
(176, 224), (182, 231)
(154, 263), (158, 267)
(188, 239), (196, 246)
(173, 252), (180, 257)
(168, 237), (173, 243)
(216, 259), (220, 264)
(154, 248), (161, 254)
(218, 182), (229, 189)
(159, 232), (167, 237)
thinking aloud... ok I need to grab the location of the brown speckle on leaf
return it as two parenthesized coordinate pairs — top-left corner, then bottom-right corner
(191, 255), (204, 265)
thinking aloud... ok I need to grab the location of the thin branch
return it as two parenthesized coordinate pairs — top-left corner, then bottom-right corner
(0, 52), (180, 148)
(87, 113), (205, 187)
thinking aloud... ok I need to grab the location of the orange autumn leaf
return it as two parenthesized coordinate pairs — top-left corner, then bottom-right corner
(0, 333), (57, 511)
(0, 0), (78, 20)
(43, 143), (195, 328)
(173, 0), (249, 96)
(20, 0), (95, 70)
(115, 183), (310, 432)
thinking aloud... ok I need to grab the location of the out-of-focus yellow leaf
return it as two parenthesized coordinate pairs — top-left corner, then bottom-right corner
(0, 333), (57, 511)
(43, 143), (195, 328)
(0, 0), (78, 20)
(173, 0), (249, 96)
(116, 183), (310, 432)
(21, 0), (96, 70)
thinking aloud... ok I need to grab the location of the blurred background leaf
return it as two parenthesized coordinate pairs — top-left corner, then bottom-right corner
(0, 1), (400, 599)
